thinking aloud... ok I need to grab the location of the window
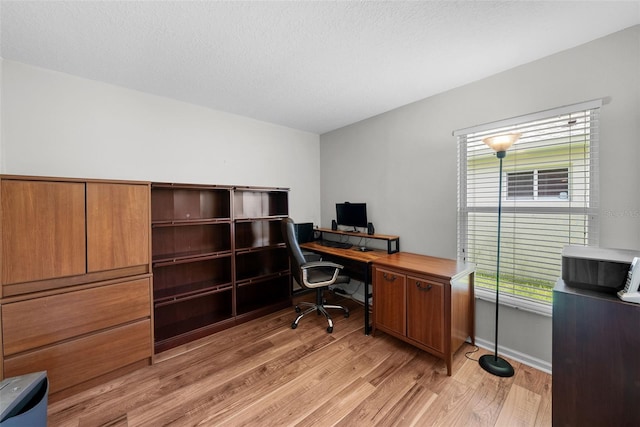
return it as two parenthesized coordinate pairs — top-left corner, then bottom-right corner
(507, 168), (569, 200)
(455, 100), (600, 311)
(538, 168), (569, 198)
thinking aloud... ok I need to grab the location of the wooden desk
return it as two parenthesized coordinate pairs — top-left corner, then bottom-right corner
(371, 252), (475, 375)
(300, 242), (389, 334)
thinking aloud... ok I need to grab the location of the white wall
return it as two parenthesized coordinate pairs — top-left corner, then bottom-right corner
(320, 25), (640, 370)
(2, 25), (638, 371)
(0, 60), (322, 224)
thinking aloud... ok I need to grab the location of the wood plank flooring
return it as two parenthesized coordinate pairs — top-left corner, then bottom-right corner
(47, 295), (551, 426)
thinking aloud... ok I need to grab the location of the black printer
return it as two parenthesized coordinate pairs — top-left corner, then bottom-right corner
(562, 246), (640, 293)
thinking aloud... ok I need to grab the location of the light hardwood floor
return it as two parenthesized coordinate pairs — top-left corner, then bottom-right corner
(48, 295), (551, 426)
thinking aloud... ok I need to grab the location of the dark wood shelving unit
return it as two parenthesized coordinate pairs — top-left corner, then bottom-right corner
(151, 183), (290, 353)
(232, 187), (291, 320)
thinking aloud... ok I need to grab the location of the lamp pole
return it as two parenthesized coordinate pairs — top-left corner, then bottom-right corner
(479, 134), (518, 378)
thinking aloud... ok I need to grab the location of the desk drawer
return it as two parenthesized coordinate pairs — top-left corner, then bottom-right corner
(3, 319), (151, 394)
(2, 278), (151, 356)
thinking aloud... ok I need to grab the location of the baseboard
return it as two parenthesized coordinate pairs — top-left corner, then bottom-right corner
(474, 337), (552, 374)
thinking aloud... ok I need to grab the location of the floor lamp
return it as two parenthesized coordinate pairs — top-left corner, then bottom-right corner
(478, 132), (520, 378)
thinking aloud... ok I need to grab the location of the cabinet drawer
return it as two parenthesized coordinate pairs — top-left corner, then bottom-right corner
(2, 278), (151, 356)
(3, 319), (151, 394)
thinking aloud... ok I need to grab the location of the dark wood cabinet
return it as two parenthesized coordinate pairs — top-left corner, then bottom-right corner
(151, 183), (290, 353)
(552, 279), (640, 426)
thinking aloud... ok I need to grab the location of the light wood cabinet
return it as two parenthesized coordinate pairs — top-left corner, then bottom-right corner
(0, 175), (153, 399)
(1, 177), (151, 297)
(372, 253), (474, 375)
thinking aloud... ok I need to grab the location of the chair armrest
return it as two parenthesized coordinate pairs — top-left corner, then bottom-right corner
(301, 260), (344, 270)
(300, 261), (345, 288)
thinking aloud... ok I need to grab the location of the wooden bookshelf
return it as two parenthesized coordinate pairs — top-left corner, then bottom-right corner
(151, 183), (291, 353)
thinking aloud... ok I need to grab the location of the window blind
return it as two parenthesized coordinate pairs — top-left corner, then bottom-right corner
(456, 100), (600, 305)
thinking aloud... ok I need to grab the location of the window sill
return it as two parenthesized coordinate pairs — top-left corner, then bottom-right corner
(475, 287), (553, 317)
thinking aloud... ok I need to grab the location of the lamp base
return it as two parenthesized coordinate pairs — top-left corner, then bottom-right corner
(479, 354), (515, 377)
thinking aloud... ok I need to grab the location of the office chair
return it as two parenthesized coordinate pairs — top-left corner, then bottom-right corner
(281, 218), (350, 333)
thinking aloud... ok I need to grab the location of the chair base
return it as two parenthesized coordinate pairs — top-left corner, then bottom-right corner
(291, 288), (349, 333)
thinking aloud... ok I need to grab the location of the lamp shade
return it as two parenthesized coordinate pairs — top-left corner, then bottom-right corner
(482, 133), (521, 153)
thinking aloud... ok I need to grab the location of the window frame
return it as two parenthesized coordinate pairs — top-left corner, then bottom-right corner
(454, 100), (601, 314)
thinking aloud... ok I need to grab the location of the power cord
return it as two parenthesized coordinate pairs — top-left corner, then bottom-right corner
(465, 345), (480, 361)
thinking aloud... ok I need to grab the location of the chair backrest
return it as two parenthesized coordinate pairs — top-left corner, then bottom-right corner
(281, 218), (306, 286)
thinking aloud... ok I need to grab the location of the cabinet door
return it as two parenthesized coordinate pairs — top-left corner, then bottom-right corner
(86, 183), (149, 272)
(1, 180), (86, 284)
(373, 267), (406, 335)
(407, 276), (444, 352)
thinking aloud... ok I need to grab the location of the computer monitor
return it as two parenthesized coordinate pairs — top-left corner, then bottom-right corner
(336, 202), (368, 229)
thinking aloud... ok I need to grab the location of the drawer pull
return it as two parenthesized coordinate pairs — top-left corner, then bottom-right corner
(416, 281), (432, 291)
(382, 273), (397, 282)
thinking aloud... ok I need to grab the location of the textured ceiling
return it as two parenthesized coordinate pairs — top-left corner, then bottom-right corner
(1, 1), (639, 134)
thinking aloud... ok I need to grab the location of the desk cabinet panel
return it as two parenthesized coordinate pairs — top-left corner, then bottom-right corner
(373, 267), (406, 336)
(407, 276), (444, 352)
(372, 253), (474, 376)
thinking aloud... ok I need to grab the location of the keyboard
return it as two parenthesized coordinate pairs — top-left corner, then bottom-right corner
(318, 240), (353, 249)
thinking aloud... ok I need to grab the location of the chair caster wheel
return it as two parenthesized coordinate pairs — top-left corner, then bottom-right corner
(344, 312), (350, 318)
(295, 306), (301, 313)
(326, 326), (333, 333)
(291, 323), (298, 329)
